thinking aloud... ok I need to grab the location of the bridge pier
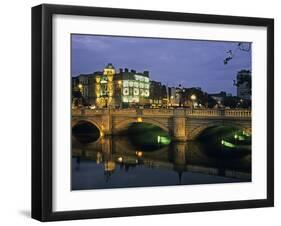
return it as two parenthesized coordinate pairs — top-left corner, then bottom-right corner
(101, 109), (112, 136)
(172, 109), (187, 141)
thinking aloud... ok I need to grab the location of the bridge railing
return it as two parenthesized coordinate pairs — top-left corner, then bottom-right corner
(186, 109), (220, 116)
(110, 109), (137, 115)
(72, 108), (105, 116)
(141, 109), (174, 115)
(224, 109), (251, 117)
(186, 109), (251, 118)
(72, 108), (83, 116)
(84, 109), (104, 115)
(72, 108), (251, 118)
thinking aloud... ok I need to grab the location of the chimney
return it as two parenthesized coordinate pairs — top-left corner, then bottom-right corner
(143, 71), (149, 77)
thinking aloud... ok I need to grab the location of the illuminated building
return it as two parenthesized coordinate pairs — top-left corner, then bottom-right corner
(120, 68), (150, 107)
(72, 64), (151, 108)
(95, 63), (116, 107)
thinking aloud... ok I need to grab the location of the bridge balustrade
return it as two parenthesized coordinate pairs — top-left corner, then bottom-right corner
(186, 109), (251, 118)
(72, 109), (81, 116)
(110, 108), (137, 115)
(142, 109), (173, 115)
(224, 109), (251, 117)
(84, 109), (104, 115)
(72, 108), (251, 118)
(186, 109), (220, 116)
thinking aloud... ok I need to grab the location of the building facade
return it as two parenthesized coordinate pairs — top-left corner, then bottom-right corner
(94, 63), (117, 108)
(236, 70), (251, 100)
(72, 63), (151, 108)
(149, 81), (167, 107)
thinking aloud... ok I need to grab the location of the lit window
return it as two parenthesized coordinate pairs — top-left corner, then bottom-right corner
(133, 88), (139, 96)
(122, 97), (128, 102)
(134, 81), (139, 87)
(123, 80), (129, 87)
(123, 88), (129, 96)
(134, 75), (143, 81)
(145, 90), (149, 97)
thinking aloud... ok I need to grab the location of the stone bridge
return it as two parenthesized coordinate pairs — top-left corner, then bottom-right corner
(72, 108), (251, 141)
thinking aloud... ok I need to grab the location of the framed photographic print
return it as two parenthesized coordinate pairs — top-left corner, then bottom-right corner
(32, 4), (274, 221)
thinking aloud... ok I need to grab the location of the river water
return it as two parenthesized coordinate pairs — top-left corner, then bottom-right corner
(72, 128), (251, 190)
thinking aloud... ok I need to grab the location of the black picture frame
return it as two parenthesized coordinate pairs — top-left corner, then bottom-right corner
(32, 4), (274, 222)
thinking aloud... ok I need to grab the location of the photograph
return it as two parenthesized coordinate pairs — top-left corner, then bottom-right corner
(71, 34), (252, 190)
(30, 3), (274, 221)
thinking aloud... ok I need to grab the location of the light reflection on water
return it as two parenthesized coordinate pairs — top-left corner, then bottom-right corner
(71, 135), (251, 190)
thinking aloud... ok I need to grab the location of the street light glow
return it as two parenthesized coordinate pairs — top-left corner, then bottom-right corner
(191, 94), (196, 101)
(135, 151), (143, 157)
(117, 157), (123, 162)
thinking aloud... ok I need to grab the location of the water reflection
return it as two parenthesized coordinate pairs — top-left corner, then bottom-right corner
(72, 135), (251, 190)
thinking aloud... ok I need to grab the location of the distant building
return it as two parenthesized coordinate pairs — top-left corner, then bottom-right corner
(120, 68), (150, 107)
(236, 70), (251, 100)
(168, 87), (179, 106)
(72, 64), (150, 108)
(209, 91), (227, 102)
(168, 86), (203, 107)
(150, 81), (167, 106)
(209, 91), (227, 108)
(72, 75), (91, 107)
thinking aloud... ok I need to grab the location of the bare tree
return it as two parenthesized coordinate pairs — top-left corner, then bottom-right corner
(224, 42), (251, 65)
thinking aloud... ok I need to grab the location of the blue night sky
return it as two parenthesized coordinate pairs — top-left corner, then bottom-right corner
(71, 34), (251, 95)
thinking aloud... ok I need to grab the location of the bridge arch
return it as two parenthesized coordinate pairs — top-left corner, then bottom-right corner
(187, 121), (251, 140)
(72, 118), (103, 133)
(113, 117), (170, 134)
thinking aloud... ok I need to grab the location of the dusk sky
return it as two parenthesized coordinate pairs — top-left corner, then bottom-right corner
(71, 34), (251, 95)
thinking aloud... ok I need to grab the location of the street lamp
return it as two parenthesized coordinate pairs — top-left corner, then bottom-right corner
(190, 94), (196, 109)
(77, 84), (84, 107)
(78, 84), (84, 95)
